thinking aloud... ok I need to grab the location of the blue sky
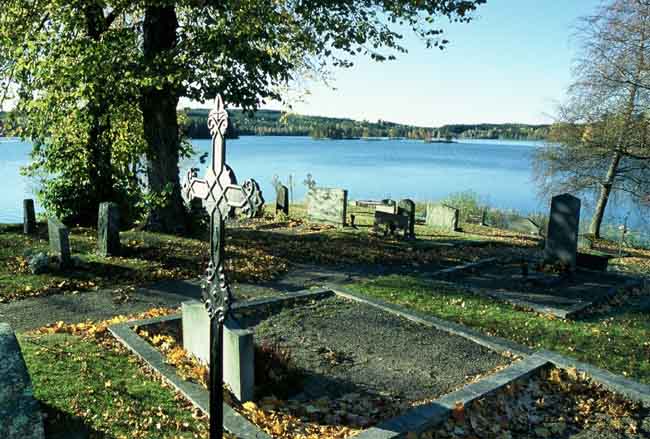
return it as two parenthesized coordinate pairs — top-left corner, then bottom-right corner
(264, 0), (603, 127)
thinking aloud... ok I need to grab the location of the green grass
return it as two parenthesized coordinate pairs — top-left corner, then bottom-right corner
(19, 333), (209, 438)
(0, 222), (287, 302)
(349, 275), (650, 384)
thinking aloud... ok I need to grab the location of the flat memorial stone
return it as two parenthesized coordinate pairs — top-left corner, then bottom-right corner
(0, 323), (45, 439)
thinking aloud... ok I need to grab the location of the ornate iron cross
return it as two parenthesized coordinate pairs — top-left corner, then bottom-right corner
(182, 94), (263, 439)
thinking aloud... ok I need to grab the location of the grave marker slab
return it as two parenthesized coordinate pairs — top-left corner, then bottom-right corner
(47, 218), (70, 268)
(544, 194), (581, 269)
(98, 202), (120, 256)
(23, 199), (36, 235)
(398, 199), (416, 239)
(182, 301), (255, 402)
(0, 323), (45, 439)
(306, 187), (348, 226)
(426, 204), (459, 232)
(276, 184), (289, 216)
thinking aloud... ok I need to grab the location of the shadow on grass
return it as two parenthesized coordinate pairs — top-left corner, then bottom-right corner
(41, 403), (111, 439)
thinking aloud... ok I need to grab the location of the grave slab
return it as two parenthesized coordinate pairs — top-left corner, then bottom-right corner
(0, 323), (45, 439)
(47, 217), (71, 268)
(306, 187), (348, 226)
(425, 204), (459, 232)
(182, 301), (254, 402)
(545, 193), (581, 269)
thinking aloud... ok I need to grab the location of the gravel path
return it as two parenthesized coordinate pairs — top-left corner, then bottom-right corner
(251, 296), (511, 402)
(0, 263), (423, 332)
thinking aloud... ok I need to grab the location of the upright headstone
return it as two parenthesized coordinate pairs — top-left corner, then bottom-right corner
(181, 301), (255, 402)
(544, 194), (581, 269)
(23, 199), (36, 235)
(276, 184), (289, 216)
(47, 218), (71, 268)
(98, 202), (120, 256)
(426, 204), (459, 232)
(398, 199), (416, 239)
(0, 323), (45, 439)
(306, 187), (348, 226)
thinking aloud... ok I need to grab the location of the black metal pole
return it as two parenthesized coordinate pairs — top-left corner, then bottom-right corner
(208, 212), (226, 439)
(209, 316), (224, 439)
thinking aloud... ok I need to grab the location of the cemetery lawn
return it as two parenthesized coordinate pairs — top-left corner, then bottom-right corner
(0, 222), (287, 302)
(18, 331), (216, 438)
(349, 275), (650, 384)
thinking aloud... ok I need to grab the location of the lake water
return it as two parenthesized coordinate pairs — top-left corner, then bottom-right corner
(1, 136), (645, 230)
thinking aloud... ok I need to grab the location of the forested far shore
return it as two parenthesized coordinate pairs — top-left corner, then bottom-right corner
(182, 108), (550, 141)
(0, 109), (549, 140)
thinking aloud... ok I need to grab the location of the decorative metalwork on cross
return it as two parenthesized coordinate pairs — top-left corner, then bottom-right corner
(182, 94), (264, 439)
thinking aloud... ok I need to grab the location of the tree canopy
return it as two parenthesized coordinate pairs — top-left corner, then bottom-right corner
(534, 0), (650, 237)
(1, 0), (486, 229)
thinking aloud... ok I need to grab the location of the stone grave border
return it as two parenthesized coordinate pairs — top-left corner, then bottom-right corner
(108, 284), (650, 439)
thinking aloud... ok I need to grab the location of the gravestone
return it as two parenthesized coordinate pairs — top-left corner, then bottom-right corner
(505, 216), (542, 236)
(398, 199), (416, 239)
(0, 323), (45, 439)
(47, 218), (71, 268)
(426, 204), (459, 232)
(306, 187), (348, 226)
(276, 184), (289, 216)
(182, 301), (255, 402)
(544, 194), (581, 269)
(98, 202), (120, 256)
(23, 199), (36, 235)
(375, 203), (397, 215)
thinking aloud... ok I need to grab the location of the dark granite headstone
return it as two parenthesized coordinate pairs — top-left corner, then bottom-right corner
(398, 198), (416, 239)
(276, 185), (289, 216)
(47, 217), (71, 268)
(544, 194), (581, 269)
(98, 202), (120, 256)
(23, 199), (36, 235)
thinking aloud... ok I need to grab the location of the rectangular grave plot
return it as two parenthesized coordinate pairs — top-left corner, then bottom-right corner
(248, 297), (515, 421)
(440, 260), (640, 318)
(416, 364), (649, 439)
(110, 291), (528, 439)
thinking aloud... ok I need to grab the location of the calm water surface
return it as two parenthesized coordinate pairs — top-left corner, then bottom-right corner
(0, 136), (640, 229)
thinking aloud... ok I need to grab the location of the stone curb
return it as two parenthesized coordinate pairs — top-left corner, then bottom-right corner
(231, 287), (333, 311)
(430, 257), (498, 278)
(108, 322), (270, 439)
(355, 355), (551, 439)
(328, 285), (533, 357)
(537, 350), (650, 406)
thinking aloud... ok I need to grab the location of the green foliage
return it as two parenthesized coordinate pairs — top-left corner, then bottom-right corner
(2, 0), (487, 229)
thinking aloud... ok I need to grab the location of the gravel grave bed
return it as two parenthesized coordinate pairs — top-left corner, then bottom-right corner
(244, 296), (514, 403)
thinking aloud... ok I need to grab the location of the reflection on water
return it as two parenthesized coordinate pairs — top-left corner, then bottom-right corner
(1, 136), (646, 233)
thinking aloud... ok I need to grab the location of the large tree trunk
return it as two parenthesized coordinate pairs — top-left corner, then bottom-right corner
(140, 5), (187, 233)
(79, 5), (113, 225)
(589, 151), (622, 238)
